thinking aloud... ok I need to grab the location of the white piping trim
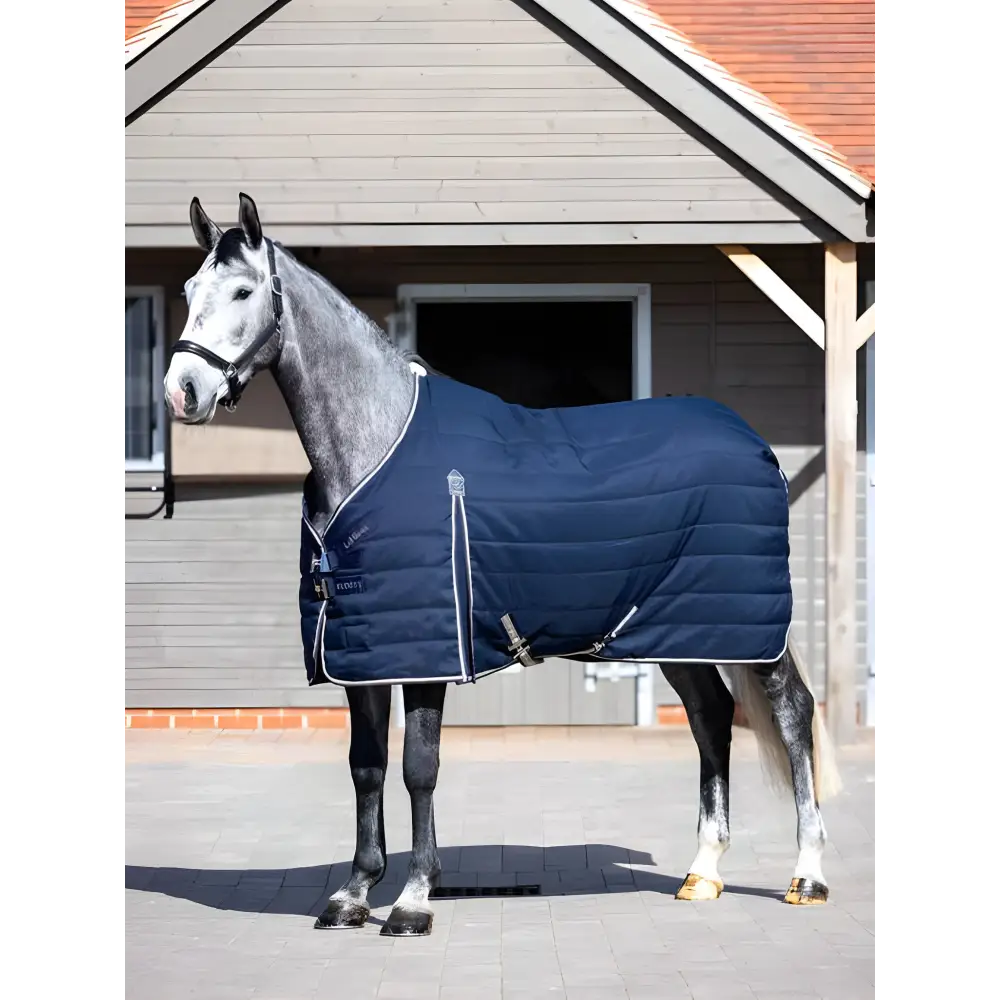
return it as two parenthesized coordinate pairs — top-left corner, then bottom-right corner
(319, 612), (482, 686)
(602, 0), (872, 197)
(322, 371), (421, 536)
(319, 602), (328, 681)
(301, 499), (324, 549)
(322, 603), (790, 685)
(311, 601), (328, 677)
(460, 493), (475, 647)
(318, 672), (468, 687)
(450, 494), (470, 683)
(313, 370), (423, 685)
(609, 605), (639, 639)
(312, 625), (791, 687)
(592, 622), (792, 665)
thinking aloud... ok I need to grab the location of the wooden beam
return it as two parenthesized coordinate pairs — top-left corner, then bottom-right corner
(126, 222), (828, 249)
(854, 303), (875, 351)
(716, 245), (825, 348)
(824, 242), (858, 746)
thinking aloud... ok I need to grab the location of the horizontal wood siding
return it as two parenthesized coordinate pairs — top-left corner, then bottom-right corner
(444, 659), (635, 726)
(126, 243), (870, 712)
(125, 0), (812, 237)
(126, 481), (347, 709)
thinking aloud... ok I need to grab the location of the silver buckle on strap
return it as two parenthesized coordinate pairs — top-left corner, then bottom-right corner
(311, 554), (332, 600)
(500, 613), (541, 667)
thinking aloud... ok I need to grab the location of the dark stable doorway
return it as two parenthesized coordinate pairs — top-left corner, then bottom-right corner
(415, 300), (633, 409)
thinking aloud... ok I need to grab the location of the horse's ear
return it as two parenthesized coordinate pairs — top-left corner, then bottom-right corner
(238, 192), (263, 249)
(189, 197), (222, 253)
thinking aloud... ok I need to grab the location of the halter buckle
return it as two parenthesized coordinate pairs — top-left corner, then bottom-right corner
(270, 275), (283, 297)
(221, 363), (243, 410)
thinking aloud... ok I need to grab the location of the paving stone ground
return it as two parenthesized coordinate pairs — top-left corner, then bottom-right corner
(125, 727), (875, 1000)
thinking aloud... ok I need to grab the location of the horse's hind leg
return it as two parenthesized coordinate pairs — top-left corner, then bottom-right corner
(752, 653), (830, 904)
(315, 685), (391, 929)
(382, 681), (447, 937)
(660, 663), (734, 901)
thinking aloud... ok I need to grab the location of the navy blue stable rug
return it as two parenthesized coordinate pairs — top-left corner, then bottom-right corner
(299, 366), (791, 687)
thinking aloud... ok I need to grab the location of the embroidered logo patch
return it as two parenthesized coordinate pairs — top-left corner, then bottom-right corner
(334, 575), (366, 596)
(341, 524), (370, 551)
(447, 469), (465, 497)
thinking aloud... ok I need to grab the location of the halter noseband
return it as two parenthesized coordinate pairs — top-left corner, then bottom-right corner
(171, 238), (284, 412)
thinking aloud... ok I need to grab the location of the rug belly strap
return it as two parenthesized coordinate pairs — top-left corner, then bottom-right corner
(500, 613), (542, 667)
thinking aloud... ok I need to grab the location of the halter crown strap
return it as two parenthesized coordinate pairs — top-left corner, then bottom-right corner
(171, 238), (284, 412)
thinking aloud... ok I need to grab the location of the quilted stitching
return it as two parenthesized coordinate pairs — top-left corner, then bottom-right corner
(301, 374), (791, 686)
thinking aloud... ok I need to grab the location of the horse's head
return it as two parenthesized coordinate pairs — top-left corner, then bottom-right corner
(164, 193), (283, 424)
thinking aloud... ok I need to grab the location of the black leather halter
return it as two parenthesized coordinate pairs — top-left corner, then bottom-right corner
(171, 238), (284, 412)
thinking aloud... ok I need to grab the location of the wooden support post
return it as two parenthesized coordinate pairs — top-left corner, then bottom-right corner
(824, 243), (858, 746)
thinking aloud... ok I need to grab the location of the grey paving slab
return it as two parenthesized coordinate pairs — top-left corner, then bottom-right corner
(126, 728), (875, 1000)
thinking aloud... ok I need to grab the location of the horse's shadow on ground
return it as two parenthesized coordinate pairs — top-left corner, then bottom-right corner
(126, 843), (783, 920)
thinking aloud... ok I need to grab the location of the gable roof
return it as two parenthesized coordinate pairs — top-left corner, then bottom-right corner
(125, 0), (873, 189)
(125, 0), (873, 239)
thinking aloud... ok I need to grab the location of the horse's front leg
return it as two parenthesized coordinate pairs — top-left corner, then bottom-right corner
(381, 681), (447, 936)
(315, 685), (391, 929)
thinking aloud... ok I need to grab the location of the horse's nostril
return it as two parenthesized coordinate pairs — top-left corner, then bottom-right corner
(182, 380), (197, 413)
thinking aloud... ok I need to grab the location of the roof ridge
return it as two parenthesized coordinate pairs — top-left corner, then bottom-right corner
(603, 0), (873, 193)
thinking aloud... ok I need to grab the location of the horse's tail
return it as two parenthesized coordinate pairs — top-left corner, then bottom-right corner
(721, 646), (842, 803)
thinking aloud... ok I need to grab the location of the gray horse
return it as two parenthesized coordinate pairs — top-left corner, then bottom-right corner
(163, 194), (840, 937)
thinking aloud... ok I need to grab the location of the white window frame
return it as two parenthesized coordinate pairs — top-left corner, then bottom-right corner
(395, 283), (652, 401)
(393, 282), (655, 728)
(125, 285), (167, 472)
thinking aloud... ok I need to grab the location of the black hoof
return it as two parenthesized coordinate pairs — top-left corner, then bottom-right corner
(314, 897), (370, 929)
(379, 906), (434, 937)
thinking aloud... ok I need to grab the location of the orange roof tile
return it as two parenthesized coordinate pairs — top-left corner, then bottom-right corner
(125, 2), (171, 39)
(635, 1), (874, 181)
(125, 0), (215, 63)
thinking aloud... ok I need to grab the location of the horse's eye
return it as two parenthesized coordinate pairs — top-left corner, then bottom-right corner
(234, 288), (252, 301)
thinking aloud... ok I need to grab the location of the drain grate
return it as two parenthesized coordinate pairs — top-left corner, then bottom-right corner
(429, 885), (541, 899)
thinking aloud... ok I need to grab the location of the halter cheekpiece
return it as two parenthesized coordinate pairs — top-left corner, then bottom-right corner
(170, 238), (284, 412)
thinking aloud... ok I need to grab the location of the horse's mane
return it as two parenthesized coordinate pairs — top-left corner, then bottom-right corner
(272, 242), (451, 381)
(275, 247), (440, 368)
(301, 350), (449, 511)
